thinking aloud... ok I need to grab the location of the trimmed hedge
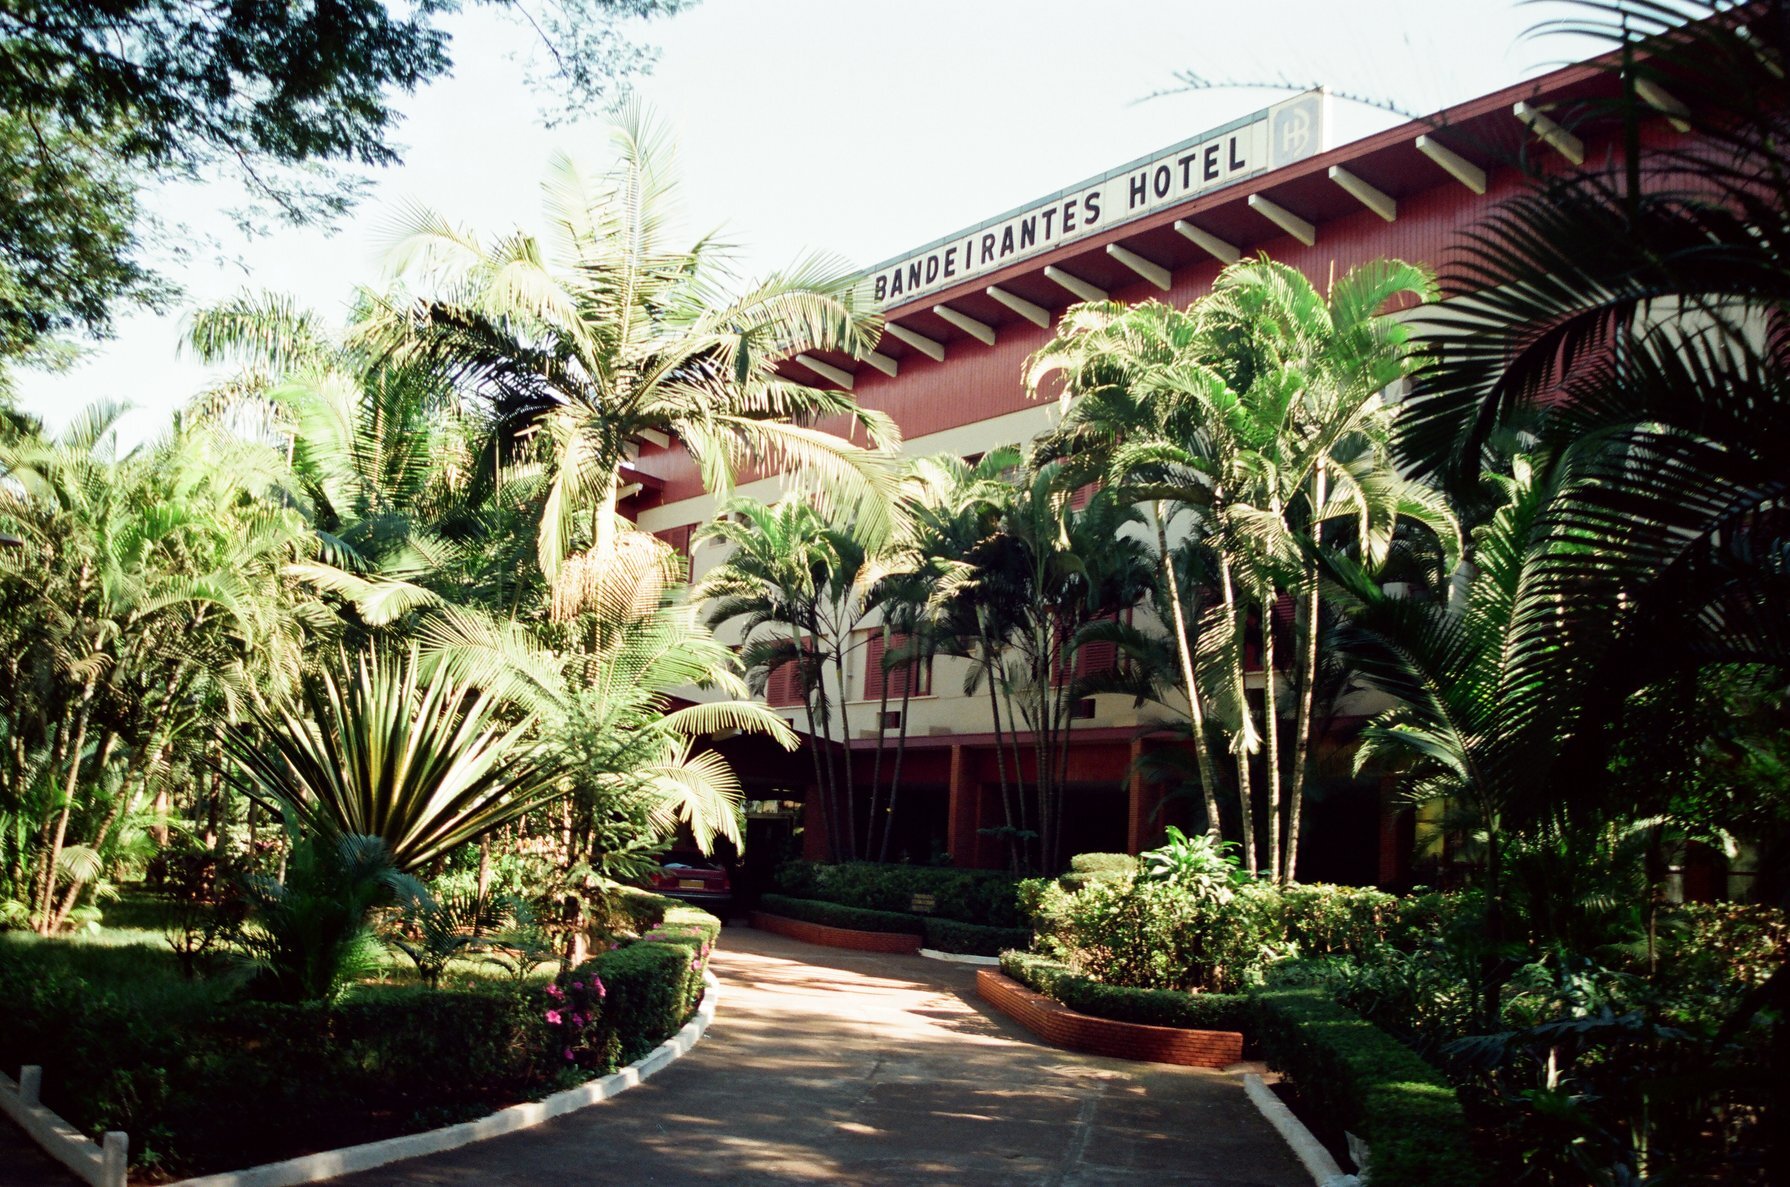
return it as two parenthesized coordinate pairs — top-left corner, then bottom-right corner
(1252, 985), (1480, 1187)
(1000, 950), (1250, 1032)
(922, 917), (1031, 957)
(1058, 851), (1138, 892)
(773, 861), (1021, 926)
(756, 893), (925, 936)
(0, 891), (721, 1178)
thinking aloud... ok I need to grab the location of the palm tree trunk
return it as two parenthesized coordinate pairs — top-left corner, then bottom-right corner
(1285, 461), (1327, 884)
(1156, 506), (1223, 838)
(51, 732), (121, 931)
(36, 686), (96, 934)
(1263, 594), (1283, 884)
(832, 645), (857, 860)
(866, 625), (891, 858)
(792, 625), (836, 860)
(980, 627), (1019, 873)
(1218, 556), (1259, 877)
(880, 645), (918, 863)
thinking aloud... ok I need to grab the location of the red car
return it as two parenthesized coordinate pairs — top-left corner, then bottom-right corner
(647, 851), (733, 913)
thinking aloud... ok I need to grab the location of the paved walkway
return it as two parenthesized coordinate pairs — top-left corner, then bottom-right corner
(336, 926), (1305, 1187)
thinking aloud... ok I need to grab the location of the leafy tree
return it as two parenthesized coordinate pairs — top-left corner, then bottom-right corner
(0, 404), (314, 932)
(0, 0), (690, 362)
(1029, 259), (1450, 880)
(360, 107), (902, 581)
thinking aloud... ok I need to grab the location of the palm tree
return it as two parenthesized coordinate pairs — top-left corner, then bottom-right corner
(1324, 459), (1550, 1025)
(693, 497), (869, 858)
(1028, 299), (1238, 846)
(358, 106), (905, 582)
(185, 291), (535, 628)
(942, 464), (1153, 871)
(0, 406), (312, 931)
(1399, 2), (1790, 838)
(1029, 257), (1451, 880)
(1195, 258), (1450, 881)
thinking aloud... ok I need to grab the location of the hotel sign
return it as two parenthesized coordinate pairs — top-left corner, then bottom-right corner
(868, 90), (1327, 307)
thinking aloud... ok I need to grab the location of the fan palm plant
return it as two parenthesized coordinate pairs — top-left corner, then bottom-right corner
(224, 648), (565, 873)
(358, 105), (904, 581)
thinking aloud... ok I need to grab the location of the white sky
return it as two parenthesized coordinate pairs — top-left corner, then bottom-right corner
(14, 0), (1597, 446)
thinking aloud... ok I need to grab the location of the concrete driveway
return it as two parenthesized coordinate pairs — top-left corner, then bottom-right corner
(335, 926), (1305, 1187)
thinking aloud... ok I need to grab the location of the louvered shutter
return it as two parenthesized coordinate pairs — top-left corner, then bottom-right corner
(862, 631), (888, 701)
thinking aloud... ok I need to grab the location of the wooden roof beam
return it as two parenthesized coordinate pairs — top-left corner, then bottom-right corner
(795, 353), (855, 390)
(1414, 134), (1486, 194)
(1173, 220), (1240, 264)
(1328, 166), (1397, 222)
(1105, 244), (1172, 291)
(884, 323), (945, 362)
(986, 285), (1051, 328)
(1247, 194), (1316, 246)
(932, 304), (996, 346)
(1513, 101), (1585, 165)
(1043, 265), (1108, 302)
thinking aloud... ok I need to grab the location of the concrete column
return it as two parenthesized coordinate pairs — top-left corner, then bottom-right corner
(945, 745), (972, 863)
(801, 782), (829, 861)
(1376, 778), (1407, 887)
(102, 1132), (129, 1187)
(1126, 738), (1164, 853)
(19, 1065), (41, 1107)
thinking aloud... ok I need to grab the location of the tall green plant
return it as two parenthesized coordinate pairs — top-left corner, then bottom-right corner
(360, 105), (904, 580)
(224, 648), (563, 873)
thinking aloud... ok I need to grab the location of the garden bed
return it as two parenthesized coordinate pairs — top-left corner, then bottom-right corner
(749, 909), (922, 954)
(976, 969), (1244, 1067)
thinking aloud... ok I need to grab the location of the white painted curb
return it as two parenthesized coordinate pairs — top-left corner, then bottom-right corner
(1242, 1073), (1360, 1187)
(0, 1066), (127, 1187)
(166, 970), (721, 1187)
(918, 948), (1000, 966)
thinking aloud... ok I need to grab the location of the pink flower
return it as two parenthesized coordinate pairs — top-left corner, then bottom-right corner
(571, 981), (584, 990)
(545, 984), (564, 999)
(594, 978), (606, 999)
(563, 1047), (575, 1062)
(572, 1013), (586, 1027)
(545, 1009), (562, 1025)
(690, 960), (701, 971)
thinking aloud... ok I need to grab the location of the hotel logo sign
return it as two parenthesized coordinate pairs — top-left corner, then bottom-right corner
(869, 90), (1327, 308)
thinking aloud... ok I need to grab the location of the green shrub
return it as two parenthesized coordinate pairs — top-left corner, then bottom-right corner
(0, 896), (723, 1178)
(999, 950), (1249, 1031)
(1252, 985), (1481, 1187)
(1069, 852), (1136, 875)
(567, 941), (700, 1068)
(756, 893), (925, 935)
(1001, 949), (1074, 996)
(1059, 851), (1137, 892)
(1052, 877), (1284, 993)
(1278, 883), (1402, 957)
(0, 949), (556, 1178)
(922, 917), (1030, 956)
(771, 861), (1021, 926)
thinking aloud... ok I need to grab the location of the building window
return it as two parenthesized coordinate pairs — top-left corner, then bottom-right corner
(861, 629), (932, 701)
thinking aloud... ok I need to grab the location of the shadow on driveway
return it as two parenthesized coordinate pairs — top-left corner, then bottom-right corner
(328, 926), (1306, 1186)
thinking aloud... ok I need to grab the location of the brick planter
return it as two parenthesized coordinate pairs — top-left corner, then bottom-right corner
(750, 911), (923, 954)
(976, 969), (1244, 1068)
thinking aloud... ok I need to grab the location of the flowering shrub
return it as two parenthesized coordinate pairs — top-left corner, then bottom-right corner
(543, 973), (607, 1071)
